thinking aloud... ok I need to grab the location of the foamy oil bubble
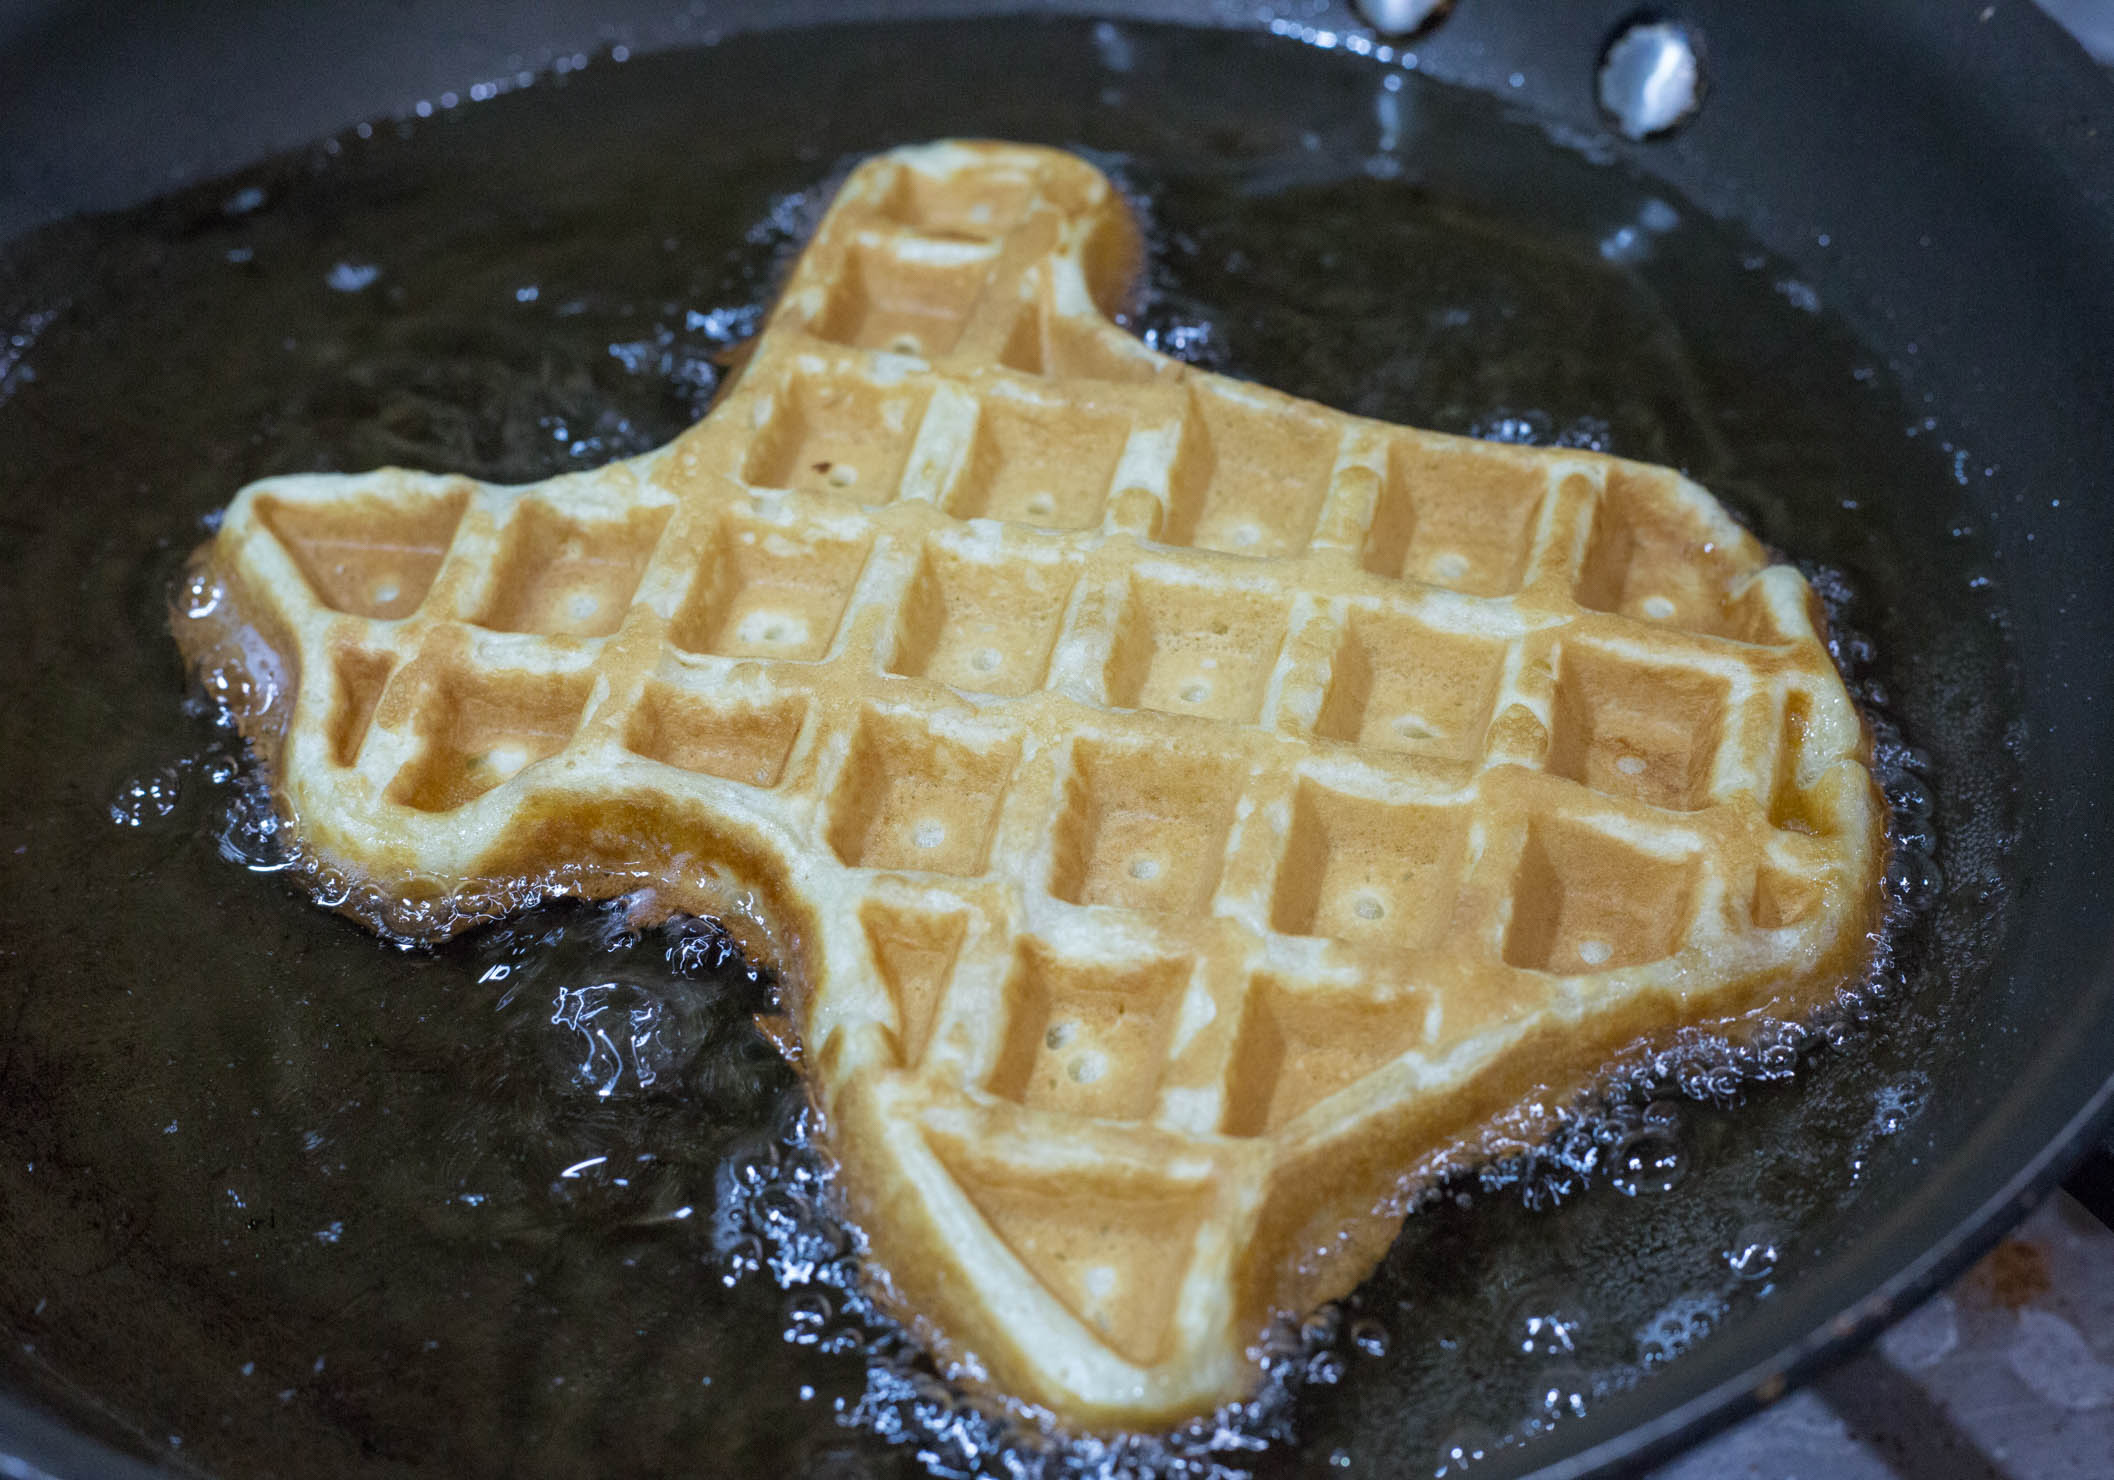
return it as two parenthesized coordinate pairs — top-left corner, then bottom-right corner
(1870, 1073), (1929, 1137)
(109, 716), (249, 833)
(108, 761), (189, 828)
(1634, 1290), (1727, 1367)
(211, 769), (300, 873)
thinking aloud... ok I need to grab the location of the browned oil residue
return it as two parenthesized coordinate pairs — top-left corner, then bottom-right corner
(1965, 1237), (2051, 1310)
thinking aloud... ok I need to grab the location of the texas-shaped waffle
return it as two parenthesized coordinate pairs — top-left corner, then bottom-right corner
(175, 142), (1885, 1427)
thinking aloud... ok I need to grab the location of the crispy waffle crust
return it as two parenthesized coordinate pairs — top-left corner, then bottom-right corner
(176, 142), (1885, 1428)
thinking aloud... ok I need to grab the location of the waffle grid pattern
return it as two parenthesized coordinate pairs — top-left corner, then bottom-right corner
(184, 142), (1881, 1426)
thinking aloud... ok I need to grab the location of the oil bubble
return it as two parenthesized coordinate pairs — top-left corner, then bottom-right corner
(1256, 1314), (1306, 1367)
(668, 917), (747, 978)
(213, 782), (296, 873)
(1610, 1128), (1687, 1196)
(1527, 1361), (1590, 1422)
(1754, 1037), (1800, 1078)
(309, 867), (352, 909)
(721, 1234), (764, 1286)
(1887, 845), (1945, 913)
(1435, 1424), (1496, 1475)
(178, 570), (224, 620)
(1886, 771), (1935, 820)
(1640, 1098), (1683, 1130)
(196, 659), (282, 728)
(783, 1288), (832, 1345)
(1511, 1299), (1585, 1359)
(1872, 1076), (1928, 1136)
(1301, 1305), (1342, 1350)
(1350, 1314), (1392, 1358)
(110, 764), (186, 827)
(1725, 1223), (1782, 1281)
(547, 977), (710, 1099)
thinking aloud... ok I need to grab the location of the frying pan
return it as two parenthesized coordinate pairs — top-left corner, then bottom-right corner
(2, 0), (2112, 1475)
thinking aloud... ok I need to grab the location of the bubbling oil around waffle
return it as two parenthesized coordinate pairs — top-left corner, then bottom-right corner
(7, 19), (2018, 1480)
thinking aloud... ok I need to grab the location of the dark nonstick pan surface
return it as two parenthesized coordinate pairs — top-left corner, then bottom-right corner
(1, 2), (2112, 1477)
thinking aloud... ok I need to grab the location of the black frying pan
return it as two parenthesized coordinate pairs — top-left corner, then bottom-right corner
(2, 2), (2112, 1476)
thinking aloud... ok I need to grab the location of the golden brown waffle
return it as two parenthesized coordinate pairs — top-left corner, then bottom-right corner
(177, 141), (1885, 1428)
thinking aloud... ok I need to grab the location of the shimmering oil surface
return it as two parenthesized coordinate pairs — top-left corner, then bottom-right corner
(0, 18), (2017, 1480)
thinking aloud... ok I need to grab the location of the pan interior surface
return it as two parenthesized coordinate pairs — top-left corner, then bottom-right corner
(0, 17), (2036, 1479)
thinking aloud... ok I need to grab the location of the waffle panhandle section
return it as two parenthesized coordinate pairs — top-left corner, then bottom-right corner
(175, 141), (1887, 1430)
